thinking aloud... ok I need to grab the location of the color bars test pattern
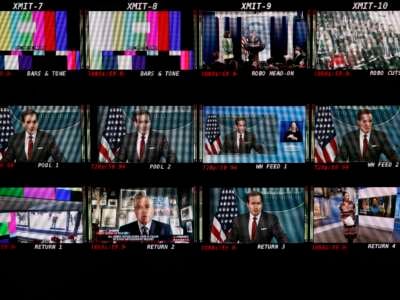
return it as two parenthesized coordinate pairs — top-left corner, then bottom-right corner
(87, 11), (193, 70)
(0, 11), (80, 70)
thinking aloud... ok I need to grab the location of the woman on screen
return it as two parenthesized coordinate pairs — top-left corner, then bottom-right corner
(339, 192), (358, 243)
(284, 121), (302, 142)
(222, 31), (234, 64)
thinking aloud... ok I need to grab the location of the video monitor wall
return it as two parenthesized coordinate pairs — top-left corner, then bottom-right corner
(0, 187), (84, 243)
(3, 105), (400, 165)
(0, 106), (85, 163)
(85, 11), (194, 70)
(2, 8), (400, 73)
(207, 187), (305, 243)
(90, 187), (195, 243)
(0, 11), (80, 70)
(202, 106), (306, 163)
(96, 106), (195, 163)
(2, 2), (400, 254)
(200, 11), (308, 71)
(315, 11), (400, 70)
(1, 185), (400, 246)
(314, 106), (400, 163)
(313, 187), (400, 243)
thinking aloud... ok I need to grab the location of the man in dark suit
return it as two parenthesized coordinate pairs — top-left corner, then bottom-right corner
(116, 110), (177, 163)
(226, 191), (288, 244)
(244, 31), (264, 68)
(293, 46), (306, 67)
(222, 117), (264, 154)
(2, 109), (64, 163)
(119, 193), (173, 240)
(335, 108), (399, 162)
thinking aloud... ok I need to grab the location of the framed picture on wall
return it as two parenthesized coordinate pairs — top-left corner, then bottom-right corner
(120, 189), (146, 210)
(181, 206), (193, 221)
(186, 221), (193, 233)
(101, 208), (117, 228)
(16, 212), (29, 227)
(108, 199), (118, 207)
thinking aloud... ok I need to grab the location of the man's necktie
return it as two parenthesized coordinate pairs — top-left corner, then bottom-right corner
(362, 134), (368, 160)
(251, 217), (257, 241)
(239, 134), (245, 153)
(141, 226), (148, 236)
(139, 134), (145, 160)
(27, 135), (33, 161)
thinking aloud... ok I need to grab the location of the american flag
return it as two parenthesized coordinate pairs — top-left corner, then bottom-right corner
(314, 106), (338, 163)
(204, 114), (222, 155)
(241, 36), (249, 61)
(210, 188), (239, 243)
(0, 107), (15, 161)
(98, 106), (127, 162)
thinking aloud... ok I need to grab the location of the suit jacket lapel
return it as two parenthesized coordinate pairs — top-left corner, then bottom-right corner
(257, 214), (267, 239)
(354, 131), (362, 159)
(245, 131), (251, 152)
(241, 215), (251, 241)
(17, 132), (27, 161)
(134, 221), (141, 235)
(369, 130), (377, 148)
(142, 131), (152, 162)
(31, 131), (42, 161)
(244, 131), (249, 143)
(233, 132), (239, 153)
(132, 133), (139, 162)
(149, 221), (156, 235)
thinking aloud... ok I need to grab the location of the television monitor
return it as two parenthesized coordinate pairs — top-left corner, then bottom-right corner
(0, 106), (86, 163)
(91, 187), (195, 243)
(315, 11), (400, 70)
(0, 187), (84, 243)
(96, 106), (195, 163)
(86, 11), (194, 70)
(207, 187), (305, 243)
(200, 11), (308, 71)
(314, 106), (400, 163)
(202, 106), (306, 163)
(313, 187), (400, 243)
(0, 10), (80, 71)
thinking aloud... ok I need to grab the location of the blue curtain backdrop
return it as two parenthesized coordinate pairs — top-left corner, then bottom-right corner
(202, 12), (307, 65)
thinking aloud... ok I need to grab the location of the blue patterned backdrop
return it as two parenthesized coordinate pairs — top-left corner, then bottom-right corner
(209, 187), (305, 242)
(7, 106), (83, 162)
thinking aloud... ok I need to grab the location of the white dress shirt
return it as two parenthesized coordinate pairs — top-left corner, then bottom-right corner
(359, 130), (371, 156)
(236, 132), (244, 149)
(138, 220), (152, 235)
(248, 213), (261, 238)
(25, 131), (37, 159)
(136, 132), (149, 157)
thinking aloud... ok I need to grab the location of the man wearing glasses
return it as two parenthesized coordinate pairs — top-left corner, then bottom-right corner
(116, 110), (177, 163)
(2, 109), (64, 163)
